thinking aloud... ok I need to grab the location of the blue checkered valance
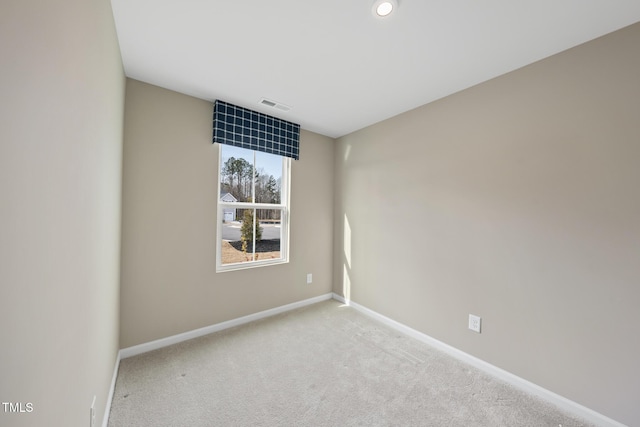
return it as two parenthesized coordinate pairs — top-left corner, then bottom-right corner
(213, 100), (300, 160)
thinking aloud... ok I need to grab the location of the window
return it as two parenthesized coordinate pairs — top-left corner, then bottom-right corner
(217, 144), (291, 271)
(212, 99), (299, 272)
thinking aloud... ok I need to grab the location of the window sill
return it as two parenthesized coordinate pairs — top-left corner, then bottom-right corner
(216, 257), (289, 273)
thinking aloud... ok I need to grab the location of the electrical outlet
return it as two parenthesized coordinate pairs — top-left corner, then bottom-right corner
(306, 273), (313, 284)
(468, 314), (481, 333)
(90, 395), (96, 427)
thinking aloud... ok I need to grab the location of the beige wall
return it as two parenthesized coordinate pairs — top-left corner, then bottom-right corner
(120, 79), (334, 348)
(334, 23), (640, 425)
(0, 0), (125, 426)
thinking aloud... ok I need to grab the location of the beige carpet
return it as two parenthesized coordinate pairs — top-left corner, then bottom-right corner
(108, 300), (595, 426)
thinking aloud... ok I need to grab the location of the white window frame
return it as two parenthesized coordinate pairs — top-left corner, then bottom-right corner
(216, 146), (291, 272)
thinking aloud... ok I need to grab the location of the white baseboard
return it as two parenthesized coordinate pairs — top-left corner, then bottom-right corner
(102, 350), (121, 427)
(120, 293), (334, 359)
(331, 293), (625, 427)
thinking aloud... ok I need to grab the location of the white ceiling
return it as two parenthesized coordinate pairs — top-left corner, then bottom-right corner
(110, 0), (640, 138)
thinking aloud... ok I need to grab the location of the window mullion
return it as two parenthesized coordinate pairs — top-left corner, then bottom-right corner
(220, 202), (286, 209)
(252, 208), (257, 261)
(252, 151), (256, 203)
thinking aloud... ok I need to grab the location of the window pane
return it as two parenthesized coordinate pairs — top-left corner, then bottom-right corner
(220, 208), (282, 265)
(220, 145), (254, 203)
(255, 151), (282, 204)
(255, 208), (281, 261)
(220, 208), (256, 265)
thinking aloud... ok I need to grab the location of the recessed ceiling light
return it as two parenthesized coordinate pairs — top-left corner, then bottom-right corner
(372, 0), (397, 18)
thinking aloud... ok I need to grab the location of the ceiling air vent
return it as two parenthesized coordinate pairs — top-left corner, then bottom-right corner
(260, 98), (291, 112)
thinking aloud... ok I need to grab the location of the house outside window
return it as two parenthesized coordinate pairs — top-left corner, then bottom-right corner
(220, 192), (237, 222)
